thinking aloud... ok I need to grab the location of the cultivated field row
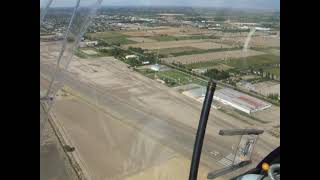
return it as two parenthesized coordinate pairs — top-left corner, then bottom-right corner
(162, 49), (265, 64)
(122, 39), (232, 50)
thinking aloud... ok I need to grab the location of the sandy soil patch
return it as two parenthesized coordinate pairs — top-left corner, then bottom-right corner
(124, 156), (216, 180)
(81, 49), (98, 55)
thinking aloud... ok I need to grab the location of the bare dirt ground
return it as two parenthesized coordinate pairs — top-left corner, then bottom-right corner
(123, 39), (231, 50)
(41, 41), (279, 180)
(52, 97), (178, 180)
(124, 156), (214, 180)
(40, 105), (78, 180)
(162, 49), (265, 64)
(252, 105), (280, 124)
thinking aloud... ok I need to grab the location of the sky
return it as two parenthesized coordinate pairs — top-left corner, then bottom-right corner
(42, 0), (279, 10)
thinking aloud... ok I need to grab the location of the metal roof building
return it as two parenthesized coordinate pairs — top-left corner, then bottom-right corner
(214, 88), (271, 114)
(125, 54), (138, 59)
(182, 87), (271, 114)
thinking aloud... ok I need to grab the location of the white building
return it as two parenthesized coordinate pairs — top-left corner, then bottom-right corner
(79, 41), (98, 48)
(125, 54), (138, 59)
(255, 27), (271, 31)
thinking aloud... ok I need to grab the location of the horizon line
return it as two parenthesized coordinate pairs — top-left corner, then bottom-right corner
(46, 5), (280, 11)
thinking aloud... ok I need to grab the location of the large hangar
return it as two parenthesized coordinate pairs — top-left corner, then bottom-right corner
(213, 88), (271, 114)
(182, 87), (271, 114)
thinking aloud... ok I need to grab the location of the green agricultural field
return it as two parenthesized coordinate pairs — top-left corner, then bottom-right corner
(171, 47), (240, 57)
(75, 48), (114, 58)
(87, 32), (136, 45)
(265, 67), (280, 77)
(251, 47), (280, 56)
(154, 46), (201, 56)
(155, 69), (207, 87)
(136, 68), (206, 87)
(184, 61), (220, 69)
(218, 54), (280, 70)
(184, 61), (234, 71)
(135, 68), (155, 75)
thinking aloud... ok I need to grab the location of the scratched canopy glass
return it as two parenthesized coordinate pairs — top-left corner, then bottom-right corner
(40, 0), (280, 180)
(40, 0), (103, 179)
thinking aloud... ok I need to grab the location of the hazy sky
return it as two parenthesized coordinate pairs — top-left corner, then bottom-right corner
(43, 0), (279, 10)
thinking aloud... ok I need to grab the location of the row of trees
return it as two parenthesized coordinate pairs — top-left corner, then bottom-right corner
(123, 47), (158, 67)
(98, 48), (127, 58)
(128, 47), (144, 54)
(250, 68), (278, 80)
(96, 42), (160, 67)
(204, 69), (230, 80)
(140, 53), (157, 64)
(96, 39), (121, 46)
(123, 57), (142, 67)
(268, 93), (280, 101)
